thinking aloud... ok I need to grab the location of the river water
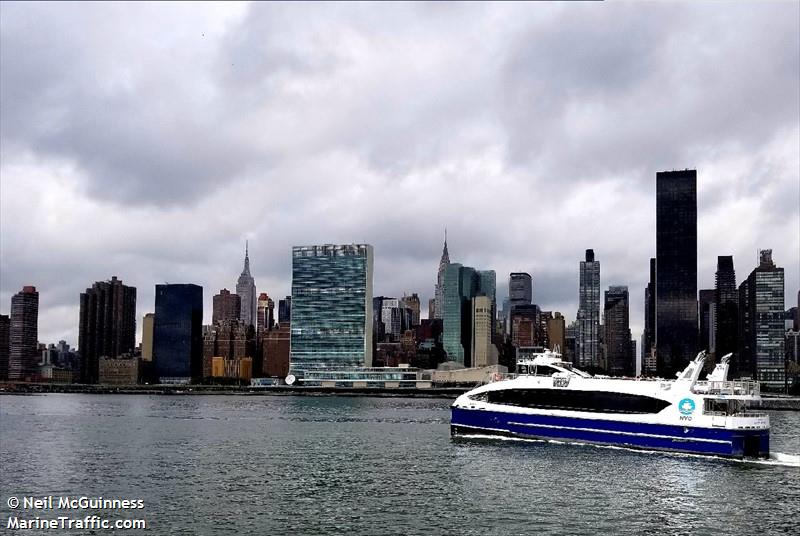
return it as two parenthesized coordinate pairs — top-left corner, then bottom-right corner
(1, 394), (798, 535)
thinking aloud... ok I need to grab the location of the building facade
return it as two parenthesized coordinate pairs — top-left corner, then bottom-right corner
(604, 286), (633, 377)
(98, 357), (139, 385)
(715, 255), (739, 368)
(236, 243), (257, 329)
(401, 293), (421, 327)
(655, 169), (698, 377)
(698, 289), (716, 355)
(213, 289), (241, 325)
(262, 323), (290, 378)
(202, 320), (249, 379)
(256, 293), (275, 333)
(471, 295), (495, 367)
(141, 313), (154, 361)
(738, 250), (785, 388)
(153, 284), (203, 382)
(278, 297), (291, 325)
(290, 244), (374, 373)
(78, 276), (137, 384)
(8, 286), (39, 381)
(576, 249), (600, 369)
(546, 312), (566, 354)
(0, 314), (9, 380)
(442, 263), (495, 366)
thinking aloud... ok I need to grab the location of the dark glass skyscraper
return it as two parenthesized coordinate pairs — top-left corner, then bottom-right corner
(655, 169), (698, 377)
(9, 286), (39, 381)
(509, 273), (532, 308)
(290, 244), (373, 372)
(604, 286), (633, 377)
(278, 296), (291, 325)
(642, 258), (656, 375)
(78, 276), (137, 384)
(577, 249), (600, 369)
(442, 263), (495, 366)
(698, 289), (716, 355)
(715, 255), (738, 368)
(153, 284), (203, 382)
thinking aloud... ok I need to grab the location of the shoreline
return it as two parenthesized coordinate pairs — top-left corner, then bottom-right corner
(2, 382), (800, 409)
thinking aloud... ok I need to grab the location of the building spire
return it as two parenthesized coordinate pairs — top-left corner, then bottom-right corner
(440, 227), (450, 266)
(242, 241), (251, 276)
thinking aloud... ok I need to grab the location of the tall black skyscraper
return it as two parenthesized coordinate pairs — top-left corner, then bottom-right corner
(78, 276), (137, 384)
(278, 296), (292, 325)
(655, 169), (698, 377)
(715, 255), (738, 369)
(698, 289), (716, 354)
(642, 258), (656, 375)
(153, 284), (203, 382)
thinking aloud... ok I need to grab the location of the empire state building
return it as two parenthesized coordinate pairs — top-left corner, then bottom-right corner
(236, 242), (257, 329)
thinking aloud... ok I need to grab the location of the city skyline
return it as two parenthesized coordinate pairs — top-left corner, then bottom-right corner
(1, 2), (798, 347)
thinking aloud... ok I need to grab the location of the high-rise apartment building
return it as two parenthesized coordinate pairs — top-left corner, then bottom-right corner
(546, 312), (566, 354)
(290, 244), (373, 372)
(141, 313), (154, 361)
(738, 250), (784, 388)
(0, 314), (9, 380)
(576, 249), (600, 368)
(604, 286), (633, 377)
(8, 286), (39, 381)
(78, 276), (137, 384)
(213, 289), (240, 325)
(698, 289), (716, 355)
(471, 295), (495, 367)
(202, 319), (249, 379)
(655, 169), (698, 377)
(236, 243), (257, 329)
(153, 284), (203, 382)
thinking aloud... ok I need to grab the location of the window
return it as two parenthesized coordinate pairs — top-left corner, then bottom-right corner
(486, 388), (670, 414)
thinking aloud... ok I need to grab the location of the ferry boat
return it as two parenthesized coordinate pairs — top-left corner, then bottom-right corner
(451, 350), (769, 458)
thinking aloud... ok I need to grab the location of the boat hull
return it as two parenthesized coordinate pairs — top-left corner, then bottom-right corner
(451, 407), (769, 458)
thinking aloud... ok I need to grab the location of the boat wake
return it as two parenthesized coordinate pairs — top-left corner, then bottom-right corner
(456, 433), (800, 467)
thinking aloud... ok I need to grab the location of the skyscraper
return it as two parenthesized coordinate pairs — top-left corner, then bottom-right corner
(78, 276), (137, 384)
(278, 296), (292, 325)
(738, 250), (784, 388)
(256, 293), (274, 332)
(508, 272), (533, 308)
(236, 242), (257, 329)
(442, 263), (495, 366)
(715, 255), (738, 367)
(141, 313), (154, 361)
(433, 231), (449, 320)
(546, 312), (566, 353)
(604, 286), (633, 377)
(153, 284), (203, 382)
(471, 295), (495, 367)
(0, 314), (10, 380)
(401, 293), (421, 327)
(8, 286), (39, 381)
(698, 289), (716, 354)
(213, 289), (241, 325)
(576, 249), (600, 369)
(642, 258), (656, 375)
(655, 169), (698, 377)
(290, 244), (374, 372)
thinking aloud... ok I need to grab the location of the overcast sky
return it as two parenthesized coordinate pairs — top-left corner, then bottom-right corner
(1, 1), (798, 350)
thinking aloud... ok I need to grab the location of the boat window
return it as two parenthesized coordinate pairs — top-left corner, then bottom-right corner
(467, 392), (488, 402)
(485, 389), (670, 414)
(534, 365), (558, 376)
(517, 365), (530, 375)
(704, 399), (728, 414)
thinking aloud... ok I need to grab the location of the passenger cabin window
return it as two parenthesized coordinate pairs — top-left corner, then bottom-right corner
(485, 389), (670, 414)
(534, 365), (557, 376)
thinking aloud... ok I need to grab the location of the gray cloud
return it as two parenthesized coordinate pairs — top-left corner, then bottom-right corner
(1, 1), (798, 349)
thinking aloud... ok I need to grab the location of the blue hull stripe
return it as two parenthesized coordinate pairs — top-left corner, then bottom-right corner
(451, 407), (769, 457)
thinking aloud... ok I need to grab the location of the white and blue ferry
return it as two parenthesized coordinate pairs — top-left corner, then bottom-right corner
(451, 350), (769, 458)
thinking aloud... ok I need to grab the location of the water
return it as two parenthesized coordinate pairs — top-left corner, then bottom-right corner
(1, 394), (798, 535)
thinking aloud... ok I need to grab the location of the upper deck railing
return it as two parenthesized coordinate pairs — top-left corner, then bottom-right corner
(693, 380), (760, 396)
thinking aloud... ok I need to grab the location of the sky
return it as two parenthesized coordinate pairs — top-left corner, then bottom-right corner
(1, 1), (798, 350)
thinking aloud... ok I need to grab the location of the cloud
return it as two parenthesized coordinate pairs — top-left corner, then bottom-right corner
(1, 1), (798, 349)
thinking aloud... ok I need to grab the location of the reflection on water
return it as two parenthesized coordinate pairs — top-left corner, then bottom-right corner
(1, 395), (798, 536)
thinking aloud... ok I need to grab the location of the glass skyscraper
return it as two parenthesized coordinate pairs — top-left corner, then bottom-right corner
(290, 244), (373, 373)
(738, 250), (784, 388)
(715, 255), (739, 371)
(576, 249), (600, 369)
(656, 169), (698, 377)
(442, 263), (495, 366)
(153, 284), (203, 382)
